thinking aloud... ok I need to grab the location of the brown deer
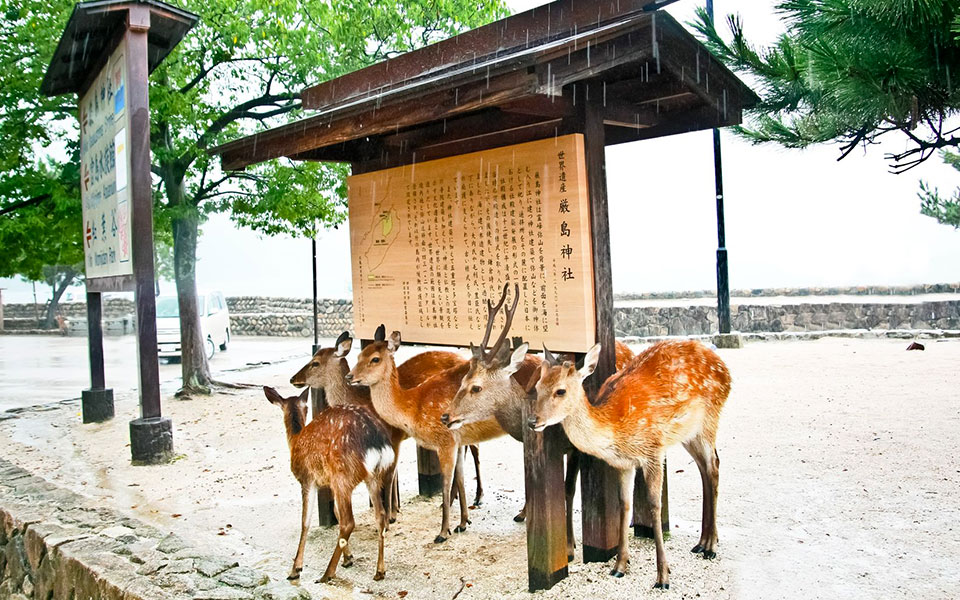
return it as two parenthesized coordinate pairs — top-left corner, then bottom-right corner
(529, 340), (731, 589)
(264, 386), (394, 582)
(289, 332), (483, 520)
(441, 284), (635, 559)
(346, 329), (505, 543)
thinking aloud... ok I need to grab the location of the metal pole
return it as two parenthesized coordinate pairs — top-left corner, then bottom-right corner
(312, 235), (319, 350)
(708, 0), (731, 334)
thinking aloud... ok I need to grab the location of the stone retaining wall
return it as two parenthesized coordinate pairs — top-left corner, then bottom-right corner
(0, 458), (309, 600)
(6, 291), (959, 339)
(613, 282), (960, 301)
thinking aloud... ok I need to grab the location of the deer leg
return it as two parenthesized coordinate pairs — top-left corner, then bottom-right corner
(368, 478), (388, 581)
(565, 449), (581, 561)
(383, 439), (402, 525)
(642, 458), (669, 589)
(514, 502), (526, 523)
(610, 467), (635, 578)
(684, 435), (720, 558)
(320, 491), (355, 583)
(453, 446), (471, 533)
(288, 482), (313, 580)
(434, 445), (457, 543)
(469, 444), (483, 508)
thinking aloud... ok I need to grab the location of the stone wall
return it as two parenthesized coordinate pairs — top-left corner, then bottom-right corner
(614, 301), (960, 337)
(613, 282), (960, 301)
(0, 458), (309, 600)
(227, 297), (352, 337)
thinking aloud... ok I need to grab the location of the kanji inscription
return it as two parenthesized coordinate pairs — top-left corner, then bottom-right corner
(349, 134), (596, 352)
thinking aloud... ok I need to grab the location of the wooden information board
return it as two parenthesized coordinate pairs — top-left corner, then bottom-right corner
(79, 39), (133, 282)
(349, 134), (596, 352)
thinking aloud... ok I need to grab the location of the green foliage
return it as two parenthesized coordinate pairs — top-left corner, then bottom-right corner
(692, 1), (960, 172)
(919, 151), (960, 227)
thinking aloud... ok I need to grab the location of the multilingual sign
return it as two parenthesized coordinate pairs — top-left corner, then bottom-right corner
(79, 40), (133, 280)
(348, 134), (597, 352)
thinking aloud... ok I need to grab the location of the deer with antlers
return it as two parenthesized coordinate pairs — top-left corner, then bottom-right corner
(528, 340), (731, 588)
(346, 326), (506, 543)
(289, 333), (483, 521)
(441, 283), (635, 559)
(264, 386), (393, 582)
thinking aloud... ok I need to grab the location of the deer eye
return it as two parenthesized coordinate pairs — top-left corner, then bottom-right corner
(471, 385), (482, 394)
(311, 361), (319, 367)
(370, 357), (380, 364)
(555, 389), (566, 397)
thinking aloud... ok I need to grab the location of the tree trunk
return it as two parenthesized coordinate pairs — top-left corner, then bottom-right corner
(43, 268), (77, 329)
(172, 211), (212, 394)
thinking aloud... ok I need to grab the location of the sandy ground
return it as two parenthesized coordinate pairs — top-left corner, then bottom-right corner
(0, 338), (958, 599)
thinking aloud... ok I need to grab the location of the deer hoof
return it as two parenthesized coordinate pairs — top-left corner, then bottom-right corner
(287, 567), (302, 580)
(567, 553), (575, 562)
(318, 574), (332, 584)
(653, 582), (670, 590)
(513, 513), (526, 523)
(702, 550), (716, 560)
(342, 556), (354, 568)
(434, 534), (447, 544)
(609, 569), (625, 578)
(454, 524), (467, 533)
(373, 571), (385, 581)
(389, 517), (397, 524)
(691, 543), (703, 553)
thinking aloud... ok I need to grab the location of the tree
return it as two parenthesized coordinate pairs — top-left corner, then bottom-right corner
(692, 1), (960, 227)
(4, 0), (508, 394)
(918, 151), (960, 228)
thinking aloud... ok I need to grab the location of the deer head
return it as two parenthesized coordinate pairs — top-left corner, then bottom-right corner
(443, 284), (523, 429)
(528, 343), (600, 431)
(264, 386), (310, 443)
(290, 331), (353, 389)
(346, 326), (401, 387)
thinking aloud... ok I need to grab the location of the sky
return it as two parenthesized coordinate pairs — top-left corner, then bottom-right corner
(3, 0), (959, 304)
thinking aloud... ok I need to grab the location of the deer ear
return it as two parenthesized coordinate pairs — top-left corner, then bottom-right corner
(263, 386), (284, 405)
(374, 324), (386, 342)
(387, 331), (402, 353)
(579, 344), (601, 379)
(298, 388), (310, 405)
(469, 343), (481, 359)
(504, 343), (528, 376)
(335, 336), (353, 357)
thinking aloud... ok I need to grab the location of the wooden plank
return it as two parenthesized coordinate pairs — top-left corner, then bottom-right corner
(577, 93), (622, 563)
(86, 291), (106, 390)
(348, 134), (596, 354)
(301, 0), (670, 111)
(522, 404), (568, 591)
(604, 105), (741, 146)
(126, 6), (162, 420)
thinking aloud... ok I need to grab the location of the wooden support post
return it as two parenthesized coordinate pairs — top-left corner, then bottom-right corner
(522, 400), (568, 591)
(81, 291), (114, 423)
(416, 446), (443, 497)
(632, 459), (670, 538)
(310, 377), (338, 527)
(577, 90), (622, 563)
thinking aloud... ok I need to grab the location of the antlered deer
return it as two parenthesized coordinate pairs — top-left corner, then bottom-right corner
(347, 328), (506, 543)
(440, 284), (636, 559)
(289, 332), (482, 520)
(529, 341), (731, 589)
(264, 386), (394, 582)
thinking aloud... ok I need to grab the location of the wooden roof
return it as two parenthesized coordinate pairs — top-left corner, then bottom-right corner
(41, 0), (198, 97)
(212, 0), (757, 171)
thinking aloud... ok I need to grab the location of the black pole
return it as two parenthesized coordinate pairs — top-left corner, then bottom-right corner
(312, 235), (319, 352)
(708, 0), (731, 334)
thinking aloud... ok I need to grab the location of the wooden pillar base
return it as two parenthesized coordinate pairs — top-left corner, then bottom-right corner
(129, 417), (173, 465)
(580, 453), (620, 562)
(632, 459), (670, 538)
(417, 446), (442, 497)
(81, 388), (114, 424)
(523, 405), (568, 592)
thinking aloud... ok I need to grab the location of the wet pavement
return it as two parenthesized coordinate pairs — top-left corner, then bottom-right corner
(0, 335), (323, 411)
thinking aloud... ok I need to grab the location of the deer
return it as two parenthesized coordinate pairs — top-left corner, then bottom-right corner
(440, 283), (636, 560)
(289, 332), (483, 521)
(346, 328), (506, 544)
(528, 340), (731, 589)
(263, 386), (394, 583)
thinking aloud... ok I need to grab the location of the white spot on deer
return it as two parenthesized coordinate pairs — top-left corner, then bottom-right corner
(338, 538), (347, 548)
(364, 446), (395, 473)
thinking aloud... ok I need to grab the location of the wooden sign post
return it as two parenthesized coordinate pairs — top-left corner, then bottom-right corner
(42, 0), (197, 463)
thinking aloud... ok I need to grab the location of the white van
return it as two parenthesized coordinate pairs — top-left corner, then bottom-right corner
(156, 291), (231, 360)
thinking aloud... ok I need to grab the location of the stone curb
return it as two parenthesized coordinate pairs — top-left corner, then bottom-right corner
(0, 459), (310, 600)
